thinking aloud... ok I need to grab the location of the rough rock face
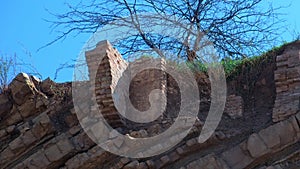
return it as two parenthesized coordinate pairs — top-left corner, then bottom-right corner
(1, 73), (49, 127)
(0, 40), (300, 169)
(0, 72), (74, 169)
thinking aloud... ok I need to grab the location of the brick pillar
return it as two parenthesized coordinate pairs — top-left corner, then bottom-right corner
(85, 40), (168, 129)
(85, 40), (128, 128)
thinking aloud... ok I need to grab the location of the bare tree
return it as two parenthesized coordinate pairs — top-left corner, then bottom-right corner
(0, 54), (16, 93)
(0, 52), (42, 93)
(45, 0), (285, 61)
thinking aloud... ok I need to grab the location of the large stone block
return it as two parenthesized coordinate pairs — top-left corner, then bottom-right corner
(22, 130), (37, 146)
(9, 73), (36, 105)
(222, 144), (253, 169)
(124, 160), (139, 169)
(31, 113), (54, 139)
(17, 98), (37, 118)
(13, 162), (26, 169)
(65, 153), (89, 169)
(0, 147), (15, 165)
(9, 137), (26, 152)
(0, 94), (12, 118)
(247, 133), (269, 158)
(24, 150), (50, 168)
(258, 125), (280, 149)
(32, 123), (49, 139)
(56, 138), (74, 155)
(5, 106), (23, 125)
(40, 77), (56, 96)
(44, 144), (64, 162)
(276, 120), (296, 146)
(72, 132), (95, 151)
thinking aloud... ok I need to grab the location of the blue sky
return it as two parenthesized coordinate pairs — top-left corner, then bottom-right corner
(0, 0), (299, 82)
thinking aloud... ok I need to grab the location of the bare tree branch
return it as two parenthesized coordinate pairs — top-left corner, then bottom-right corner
(44, 0), (286, 61)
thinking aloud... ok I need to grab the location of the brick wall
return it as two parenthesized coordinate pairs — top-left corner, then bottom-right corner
(85, 41), (167, 129)
(224, 95), (243, 119)
(273, 42), (300, 122)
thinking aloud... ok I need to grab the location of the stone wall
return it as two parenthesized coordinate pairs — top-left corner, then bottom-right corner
(273, 41), (300, 122)
(0, 73), (76, 169)
(1, 40), (300, 169)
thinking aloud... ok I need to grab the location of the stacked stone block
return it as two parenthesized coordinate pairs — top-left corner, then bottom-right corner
(221, 112), (300, 169)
